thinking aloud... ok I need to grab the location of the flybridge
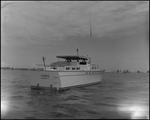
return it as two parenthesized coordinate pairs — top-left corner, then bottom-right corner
(56, 55), (91, 60)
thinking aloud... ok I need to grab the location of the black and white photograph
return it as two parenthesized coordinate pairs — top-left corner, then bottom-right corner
(1, 1), (149, 119)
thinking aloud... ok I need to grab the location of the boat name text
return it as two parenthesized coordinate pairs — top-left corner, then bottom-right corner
(41, 74), (49, 79)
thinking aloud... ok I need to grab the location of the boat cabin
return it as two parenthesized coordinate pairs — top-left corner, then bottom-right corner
(49, 55), (100, 71)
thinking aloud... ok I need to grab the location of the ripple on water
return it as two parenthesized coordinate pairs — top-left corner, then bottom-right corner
(51, 104), (84, 118)
(94, 102), (117, 107)
(24, 117), (36, 119)
(51, 111), (76, 119)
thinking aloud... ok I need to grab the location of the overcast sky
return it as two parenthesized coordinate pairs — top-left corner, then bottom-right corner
(1, 1), (149, 71)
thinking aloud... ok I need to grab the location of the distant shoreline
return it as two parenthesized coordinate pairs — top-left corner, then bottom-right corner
(1, 67), (149, 73)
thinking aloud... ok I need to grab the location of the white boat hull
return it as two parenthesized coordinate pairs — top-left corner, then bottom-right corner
(31, 71), (102, 90)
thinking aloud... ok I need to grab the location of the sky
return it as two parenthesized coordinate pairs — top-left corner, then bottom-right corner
(1, 1), (149, 72)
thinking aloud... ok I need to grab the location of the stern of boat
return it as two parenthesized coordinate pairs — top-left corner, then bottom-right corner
(31, 71), (61, 90)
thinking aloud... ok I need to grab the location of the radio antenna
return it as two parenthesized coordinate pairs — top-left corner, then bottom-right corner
(42, 56), (46, 71)
(90, 6), (92, 37)
(76, 48), (79, 56)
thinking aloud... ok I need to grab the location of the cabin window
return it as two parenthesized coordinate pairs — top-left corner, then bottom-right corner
(77, 67), (80, 70)
(53, 67), (56, 70)
(72, 67), (75, 70)
(66, 67), (70, 70)
(79, 62), (87, 65)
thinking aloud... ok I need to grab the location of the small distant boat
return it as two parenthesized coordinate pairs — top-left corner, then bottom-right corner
(31, 55), (103, 90)
(137, 70), (141, 73)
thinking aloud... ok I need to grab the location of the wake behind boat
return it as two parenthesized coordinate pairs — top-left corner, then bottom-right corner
(31, 54), (103, 90)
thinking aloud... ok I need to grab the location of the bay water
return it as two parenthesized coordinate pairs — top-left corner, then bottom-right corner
(1, 70), (149, 119)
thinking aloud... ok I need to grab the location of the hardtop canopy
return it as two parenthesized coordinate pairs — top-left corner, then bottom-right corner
(56, 55), (90, 60)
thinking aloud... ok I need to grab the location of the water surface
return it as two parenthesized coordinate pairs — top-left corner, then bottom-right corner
(1, 70), (149, 119)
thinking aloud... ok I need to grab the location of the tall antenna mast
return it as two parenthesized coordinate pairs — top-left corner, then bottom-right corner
(90, 6), (92, 37)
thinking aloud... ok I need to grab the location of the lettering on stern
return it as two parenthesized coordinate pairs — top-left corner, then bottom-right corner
(41, 74), (50, 79)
